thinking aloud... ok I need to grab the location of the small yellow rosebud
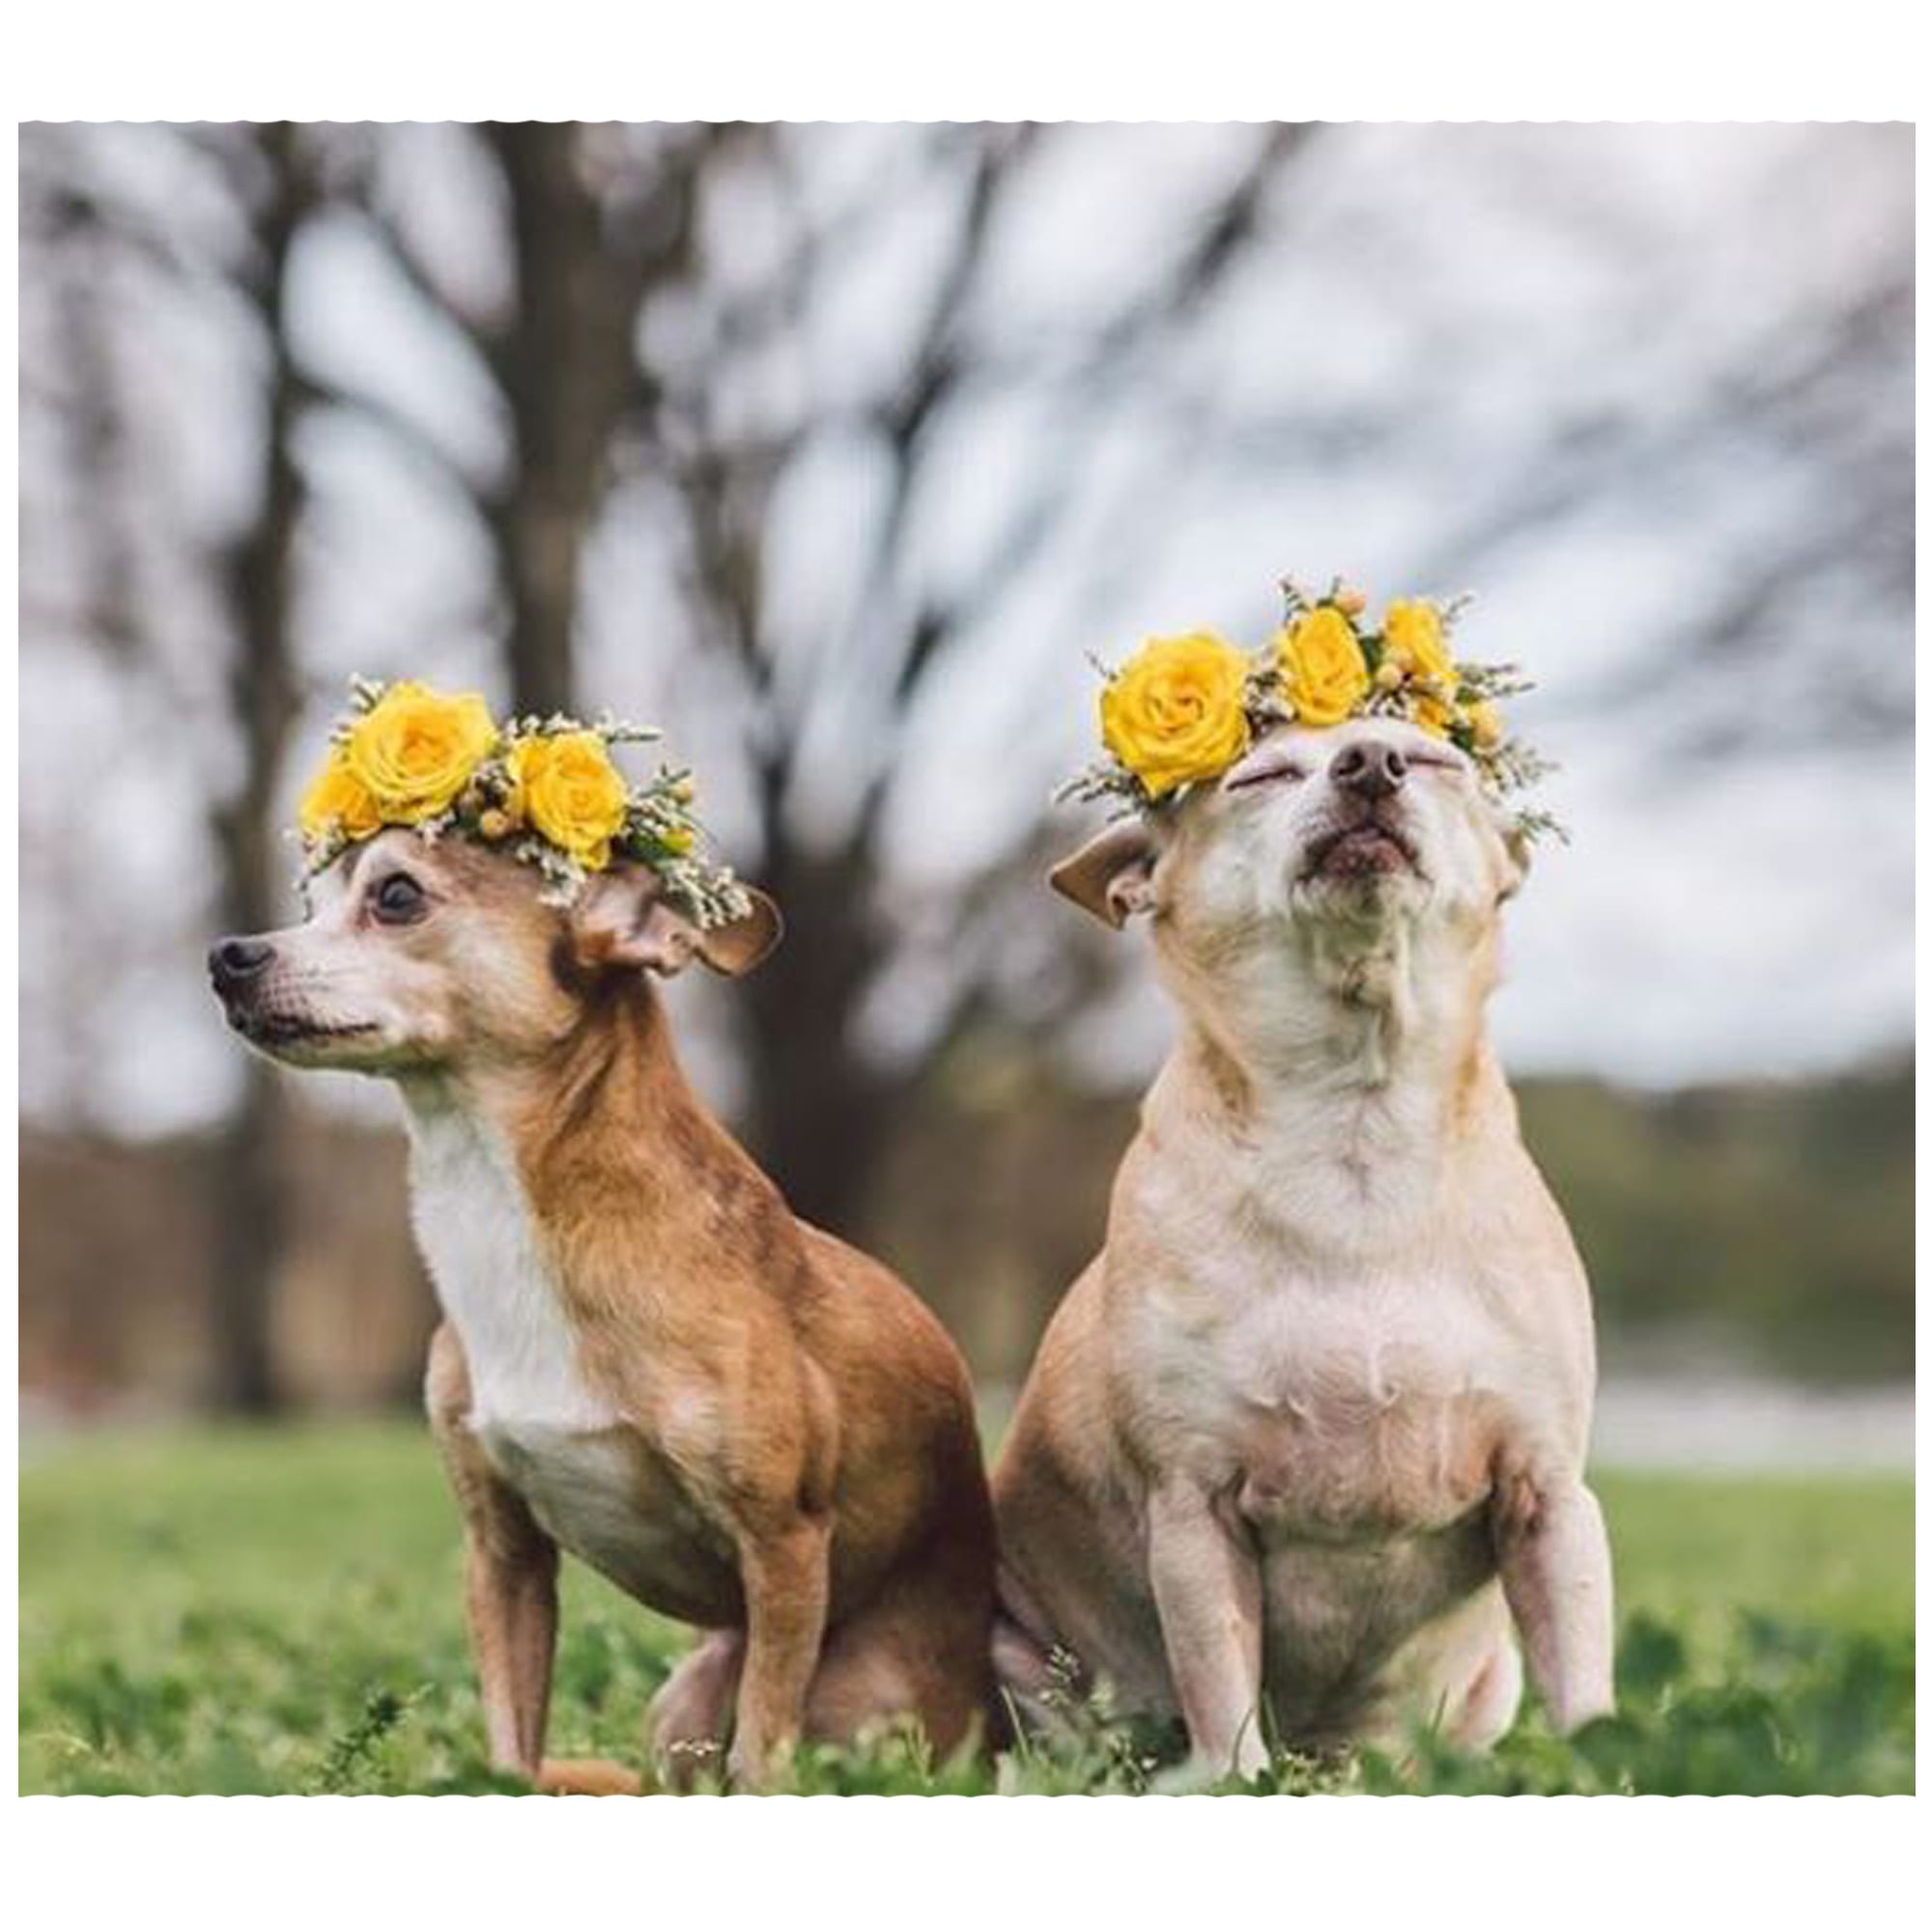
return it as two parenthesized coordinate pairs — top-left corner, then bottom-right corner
(1374, 659), (1406, 692)
(669, 776), (697, 805)
(1414, 695), (1454, 738)
(1381, 600), (1458, 694)
(1332, 586), (1367, 616)
(1466, 700), (1506, 751)
(477, 809), (514, 841)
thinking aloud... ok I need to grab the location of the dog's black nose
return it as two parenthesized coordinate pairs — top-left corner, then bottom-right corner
(209, 936), (275, 988)
(1330, 739), (1407, 800)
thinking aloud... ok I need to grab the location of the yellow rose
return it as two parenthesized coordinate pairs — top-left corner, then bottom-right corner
(1380, 599), (1458, 694)
(298, 752), (383, 845)
(344, 682), (497, 823)
(506, 730), (631, 868)
(1100, 632), (1253, 799)
(1278, 607), (1370, 726)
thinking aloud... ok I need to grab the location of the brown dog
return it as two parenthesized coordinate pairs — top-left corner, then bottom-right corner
(210, 830), (996, 1790)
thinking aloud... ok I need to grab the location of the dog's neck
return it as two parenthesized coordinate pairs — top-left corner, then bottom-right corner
(399, 979), (797, 1304)
(1150, 905), (1510, 1222)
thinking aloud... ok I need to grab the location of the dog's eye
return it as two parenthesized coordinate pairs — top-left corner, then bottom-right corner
(372, 873), (427, 924)
(1225, 758), (1305, 793)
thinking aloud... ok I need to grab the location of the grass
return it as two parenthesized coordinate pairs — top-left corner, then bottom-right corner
(18, 1421), (1915, 1795)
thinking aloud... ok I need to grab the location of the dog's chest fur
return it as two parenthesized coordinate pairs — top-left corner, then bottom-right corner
(405, 1102), (738, 1619)
(1211, 1277), (1506, 1538)
(1134, 1239), (1512, 1542)
(1122, 1092), (1529, 1547)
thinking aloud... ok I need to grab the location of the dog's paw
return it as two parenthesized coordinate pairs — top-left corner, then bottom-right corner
(651, 1735), (728, 1794)
(535, 1756), (643, 1797)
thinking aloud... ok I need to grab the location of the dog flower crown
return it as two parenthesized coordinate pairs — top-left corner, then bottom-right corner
(1063, 577), (1561, 841)
(296, 677), (754, 926)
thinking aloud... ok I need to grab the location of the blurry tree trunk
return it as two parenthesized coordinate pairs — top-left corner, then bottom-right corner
(480, 124), (706, 718)
(737, 841), (901, 1234)
(204, 124), (315, 1414)
(690, 128), (1305, 1235)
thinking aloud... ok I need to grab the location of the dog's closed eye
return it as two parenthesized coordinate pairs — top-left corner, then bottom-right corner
(1224, 751), (1307, 793)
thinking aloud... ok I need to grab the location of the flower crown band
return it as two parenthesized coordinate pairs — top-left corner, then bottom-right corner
(296, 677), (753, 927)
(1063, 577), (1560, 842)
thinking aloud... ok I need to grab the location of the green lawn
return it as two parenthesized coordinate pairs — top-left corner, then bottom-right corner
(18, 1422), (1914, 1795)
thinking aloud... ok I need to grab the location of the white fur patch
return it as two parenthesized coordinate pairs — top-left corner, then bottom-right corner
(404, 1094), (619, 1437)
(403, 1093), (738, 1613)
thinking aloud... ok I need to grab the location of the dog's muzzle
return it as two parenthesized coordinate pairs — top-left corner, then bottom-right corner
(1295, 738), (1423, 881)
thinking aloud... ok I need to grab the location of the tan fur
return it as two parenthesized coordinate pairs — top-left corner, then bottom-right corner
(213, 833), (995, 1790)
(996, 718), (1613, 1776)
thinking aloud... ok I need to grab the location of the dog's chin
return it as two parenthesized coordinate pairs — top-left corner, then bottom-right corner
(225, 1005), (402, 1072)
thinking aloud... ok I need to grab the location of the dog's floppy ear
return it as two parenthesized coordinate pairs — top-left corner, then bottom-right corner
(1049, 820), (1158, 929)
(1496, 814), (1533, 903)
(573, 867), (783, 979)
(690, 885), (783, 977)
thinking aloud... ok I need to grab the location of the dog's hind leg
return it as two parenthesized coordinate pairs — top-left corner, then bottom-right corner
(645, 1631), (744, 1789)
(991, 1605), (1076, 1745)
(804, 1550), (999, 1768)
(1445, 1635), (1523, 1752)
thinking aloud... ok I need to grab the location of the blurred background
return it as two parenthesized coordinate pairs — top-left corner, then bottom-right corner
(17, 121), (1913, 1461)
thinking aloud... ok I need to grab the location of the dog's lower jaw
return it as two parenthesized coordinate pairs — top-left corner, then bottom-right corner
(229, 1000), (440, 1075)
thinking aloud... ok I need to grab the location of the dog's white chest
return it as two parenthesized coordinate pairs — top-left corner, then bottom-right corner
(405, 1106), (618, 1437)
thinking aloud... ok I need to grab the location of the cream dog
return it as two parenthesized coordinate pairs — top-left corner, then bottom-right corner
(211, 832), (996, 1790)
(993, 717), (1612, 1775)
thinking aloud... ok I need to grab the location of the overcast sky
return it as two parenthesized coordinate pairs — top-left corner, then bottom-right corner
(19, 123), (1913, 1134)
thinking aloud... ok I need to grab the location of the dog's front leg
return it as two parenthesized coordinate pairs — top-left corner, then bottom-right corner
(463, 1495), (562, 1777)
(728, 1516), (832, 1788)
(427, 1339), (560, 1779)
(1146, 1481), (1267, 1778)
(1495, 1472), (1615, 1735)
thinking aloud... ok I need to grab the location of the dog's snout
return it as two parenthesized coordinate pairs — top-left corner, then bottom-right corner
(1330, 739), (1407, 800)
(209, 936), (275, 989)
